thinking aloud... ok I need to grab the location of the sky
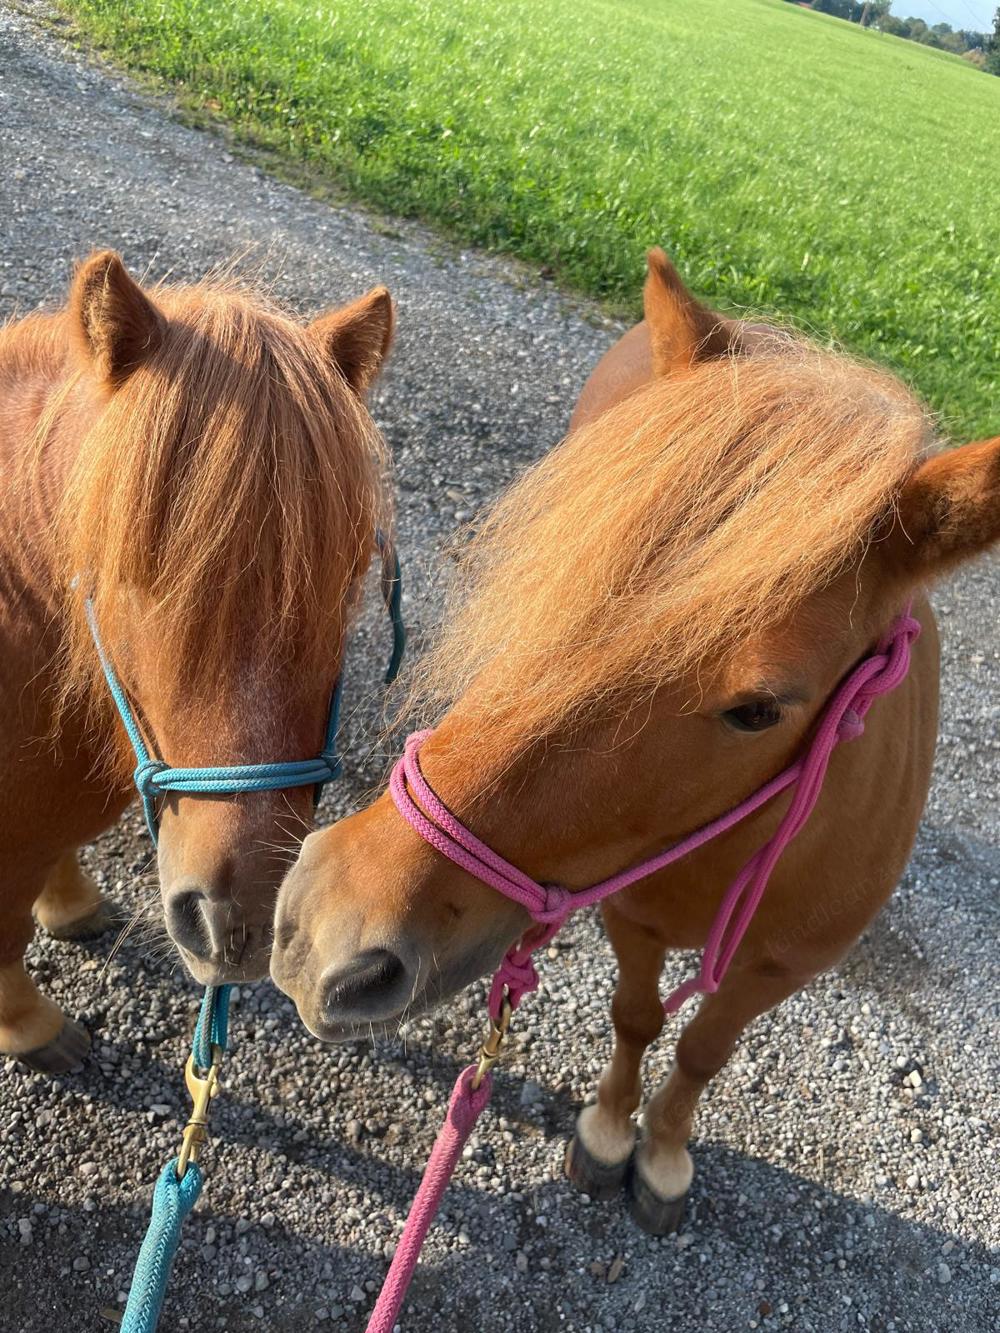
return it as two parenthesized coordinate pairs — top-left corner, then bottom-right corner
(894, 0), (995, 30)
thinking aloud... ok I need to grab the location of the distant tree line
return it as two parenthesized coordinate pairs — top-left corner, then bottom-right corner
(786, 1), (1000, 74)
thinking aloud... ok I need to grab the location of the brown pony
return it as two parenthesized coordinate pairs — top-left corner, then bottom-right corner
(271, 251), (1000, 1233)
(0, 251), (393, 1073)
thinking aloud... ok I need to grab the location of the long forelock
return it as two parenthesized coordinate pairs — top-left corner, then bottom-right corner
(51, 280), (387, 722)
(413, 340), (935, 754)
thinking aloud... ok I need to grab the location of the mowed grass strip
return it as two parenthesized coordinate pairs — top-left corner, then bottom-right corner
(58, 0), (1000, 438)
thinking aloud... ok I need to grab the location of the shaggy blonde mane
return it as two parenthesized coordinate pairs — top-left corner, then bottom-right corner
(26, 278), (388, 717)
(415, 342), (934, 753)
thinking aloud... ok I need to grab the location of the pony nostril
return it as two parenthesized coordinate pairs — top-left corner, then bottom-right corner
(166, 888), (212, 961)
(323, 949), (407, 1020)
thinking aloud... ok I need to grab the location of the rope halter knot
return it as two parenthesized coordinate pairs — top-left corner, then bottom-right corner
(490, 954), (539, 1014)
(836, 708), (865, 741)
(134, 758), (169, 798)
(533, 883), (573, 925)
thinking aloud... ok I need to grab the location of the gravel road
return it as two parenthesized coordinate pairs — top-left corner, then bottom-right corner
(0, 5), (997, 1332)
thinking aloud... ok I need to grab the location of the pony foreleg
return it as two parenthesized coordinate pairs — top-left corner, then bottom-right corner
(565, 902), (666, 1199)
(34, 849), (118, 940)
(631, 961), (812, 1234)
(1, 887), (91, 1073)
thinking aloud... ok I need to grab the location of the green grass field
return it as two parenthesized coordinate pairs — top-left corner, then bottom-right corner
(58, 0), (1000, 439)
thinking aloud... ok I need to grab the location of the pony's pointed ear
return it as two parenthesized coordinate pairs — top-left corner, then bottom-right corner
(70, 250), (164, 386)
(311, 286), (394, 395)
(643, 248), (737, 377)
(887, 436), (1000, 584)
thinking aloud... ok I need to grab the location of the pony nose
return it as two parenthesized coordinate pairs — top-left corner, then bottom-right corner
(164, 884), (260, 970)
(321, 949), (409, 1024)
(165, 887), (215, 962)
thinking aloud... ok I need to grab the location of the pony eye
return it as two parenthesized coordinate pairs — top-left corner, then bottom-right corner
(723, 699), (783, 732)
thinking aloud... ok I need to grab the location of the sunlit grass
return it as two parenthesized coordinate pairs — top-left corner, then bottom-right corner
(58, 0), (1000, 439)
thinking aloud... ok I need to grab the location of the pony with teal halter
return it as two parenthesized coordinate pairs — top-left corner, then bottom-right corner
(112, 537), (404, 1333)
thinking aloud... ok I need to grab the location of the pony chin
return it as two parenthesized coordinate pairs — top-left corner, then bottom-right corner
(177, 941), (273, 987)
(271, 928), (516, 1044)
(279, 940), (511, 1045)
(270, 829), (521, 1044)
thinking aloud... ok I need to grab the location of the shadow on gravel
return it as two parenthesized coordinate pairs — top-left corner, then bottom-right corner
(3, 1137), (995, 1333)
(0, 1188), (365, 1333)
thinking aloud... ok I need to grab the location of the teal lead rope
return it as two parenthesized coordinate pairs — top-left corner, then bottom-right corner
(192, 983), (231, 1072)
(378, 530), (406, 685)
(120, 986), (230, 1333)
(119, 1161), (204, 1333)
(97, 534), (405, 1330)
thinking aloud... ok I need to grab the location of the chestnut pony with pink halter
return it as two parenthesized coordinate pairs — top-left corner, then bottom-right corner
(271, 252), (1000, 1329)
(363, 607), (918, 1331)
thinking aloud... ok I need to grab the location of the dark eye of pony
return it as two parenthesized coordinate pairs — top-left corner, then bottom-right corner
(723, 698), (783, 732)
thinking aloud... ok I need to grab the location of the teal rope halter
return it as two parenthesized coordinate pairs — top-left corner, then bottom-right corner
(85, 534), (405, 840)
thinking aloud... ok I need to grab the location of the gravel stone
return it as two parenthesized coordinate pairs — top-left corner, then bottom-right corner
(518, 1080), (544, 1107)
(0, 4), (997, 1333)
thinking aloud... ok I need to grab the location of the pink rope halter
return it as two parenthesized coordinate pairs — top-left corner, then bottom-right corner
(366, 608), (920, 1331)
(390, 608), (921, 1018)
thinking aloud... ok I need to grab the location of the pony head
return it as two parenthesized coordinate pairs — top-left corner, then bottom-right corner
(271, 253), (1000, 1038)
(53, 251), (393, 983)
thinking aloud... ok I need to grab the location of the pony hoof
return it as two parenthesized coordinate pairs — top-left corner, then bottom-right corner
(564, 1134), (631, 1201)
(626, 1161), (688, 1235)
(45, 897), (122, 941)
(17, 1018), (91, 1074)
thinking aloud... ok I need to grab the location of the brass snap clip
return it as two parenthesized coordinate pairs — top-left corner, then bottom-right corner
(176, 1046), (223, 1178)
(471, 995), (513, 1091)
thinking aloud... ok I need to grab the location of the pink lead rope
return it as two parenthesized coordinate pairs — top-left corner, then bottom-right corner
(367, 609), (920, 1331)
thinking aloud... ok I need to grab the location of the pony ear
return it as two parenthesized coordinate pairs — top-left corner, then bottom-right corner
(886, 436), (1000, 584)
(643, 248), (739, 377)
(311, 286), (394, 395)
(70, 250), (165, 386)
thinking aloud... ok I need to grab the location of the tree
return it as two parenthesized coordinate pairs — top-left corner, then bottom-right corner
(987, 7), (1000, 74)
(878, 14), (910, 36)
(860, 1), (892, 26)
(958, 28), (986, 51)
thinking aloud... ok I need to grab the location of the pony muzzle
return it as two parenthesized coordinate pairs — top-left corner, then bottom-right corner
(163, 880), (273, 983)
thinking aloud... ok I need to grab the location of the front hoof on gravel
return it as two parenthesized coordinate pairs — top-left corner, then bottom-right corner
(565, 1134), (631, 1201)
(17, 1018), (91, 1074)
(625, 1159), (688, 1235)
(45, 898), (123, 941)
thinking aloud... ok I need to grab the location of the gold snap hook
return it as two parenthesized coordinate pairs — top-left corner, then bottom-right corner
(471, 995), (513, 1091)
(176, 1046), (223, 1179)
